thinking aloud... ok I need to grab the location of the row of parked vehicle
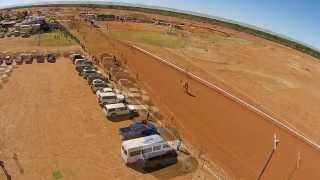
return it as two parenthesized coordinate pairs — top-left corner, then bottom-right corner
(70, 53), (178, 171)
(0, 53), (56, 65)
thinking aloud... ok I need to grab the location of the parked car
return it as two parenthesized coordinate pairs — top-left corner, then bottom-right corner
(15, 54), (23, 65)
(74, 58), (87, 66)
(82, 69), (100, 79)
(87, 73), (107, 85)
(102, 103), (132, 119)
(47, 53), (56, 63)
(24, 54), (33, 64)
(4, 56), (12, 65)
(97, 92), (125, 106)
(119, 122), (158, 141)
(91, 80), (108, 94)
(6, 31), (14, 37)
(36, 54), (45, 63)
(71, 54), (84, 64)
(96, 87), (113, 97)
(13, 31), (20, 37)
(121, 134), (174, 164)
(96, 87), (120, 97)
(0, 57), (3, 65)
(75, 61), (93, 72)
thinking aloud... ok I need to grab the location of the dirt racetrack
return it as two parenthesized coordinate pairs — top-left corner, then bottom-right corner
(63, 20), (320, 179)
(0, 59), (199, 180)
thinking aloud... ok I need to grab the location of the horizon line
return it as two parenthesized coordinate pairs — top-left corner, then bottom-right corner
(1, 0), (319, 52)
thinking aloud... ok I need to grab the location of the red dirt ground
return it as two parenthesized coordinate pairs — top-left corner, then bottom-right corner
(62, 19), (320, 179)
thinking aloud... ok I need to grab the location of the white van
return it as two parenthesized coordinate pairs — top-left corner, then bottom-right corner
(103, 103), (131, 118)
(121, 134), (174, 164)
(98, 92), (125, 106)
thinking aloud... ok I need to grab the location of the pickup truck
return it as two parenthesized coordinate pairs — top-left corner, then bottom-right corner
(119, 122), (158, 141)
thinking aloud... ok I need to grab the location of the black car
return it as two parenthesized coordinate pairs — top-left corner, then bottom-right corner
(47, 53), (56, 63)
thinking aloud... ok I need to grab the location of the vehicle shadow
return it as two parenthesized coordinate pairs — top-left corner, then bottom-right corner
(107, 115), (136, 122)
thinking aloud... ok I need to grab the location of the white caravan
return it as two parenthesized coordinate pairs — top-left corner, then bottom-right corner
(121, 134), (174, 164)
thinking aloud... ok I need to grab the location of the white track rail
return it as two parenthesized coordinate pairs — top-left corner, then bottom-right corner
(132, 44), (320, 151)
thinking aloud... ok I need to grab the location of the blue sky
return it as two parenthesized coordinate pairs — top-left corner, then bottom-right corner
(1, 0), (319, 49)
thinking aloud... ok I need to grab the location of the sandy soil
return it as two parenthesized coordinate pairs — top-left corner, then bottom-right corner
(0, 59), (199, 180)
(99, 16), (320, 145)
(62, 19), (320, 179)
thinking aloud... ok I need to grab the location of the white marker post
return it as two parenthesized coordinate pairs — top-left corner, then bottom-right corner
(257, 133), (280, 180)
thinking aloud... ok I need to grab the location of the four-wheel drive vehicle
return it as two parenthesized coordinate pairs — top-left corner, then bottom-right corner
(71, 54), (84, 64)
(15, 55), (24, 65)
(121, 134), (174, 164)
(98, 92), (125, 106)
(82, 69), (100, 79)
(24, 54), (33, 64)
(102, 103), (132, 119)
(87, 73), (107, 85)
(4, 56), (12, 65)
(75, 61), (93, 72)
(91, 80), (108, 93)
(96, 87), (113, 97)
(74, 58), (87, 66)
(119, 122), (158, 141)
(36, 54), (45, 63)
(96, 87), (120, 97)
(47, 53), (56, 63)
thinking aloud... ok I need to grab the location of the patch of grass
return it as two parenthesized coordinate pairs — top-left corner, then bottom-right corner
(109, 29), (186, 49)
(33, 30), (77, 47)
(52, 170), (63, 179)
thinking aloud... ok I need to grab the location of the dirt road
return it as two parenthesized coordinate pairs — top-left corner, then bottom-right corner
(0, 59), (197, 179)
(63, 20), (320, 179)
